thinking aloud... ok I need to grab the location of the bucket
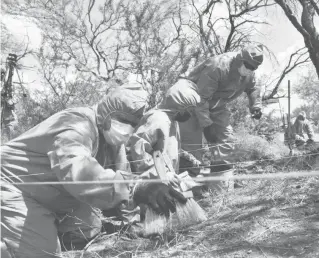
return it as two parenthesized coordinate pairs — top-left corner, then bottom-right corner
(198, 168), (234, 193)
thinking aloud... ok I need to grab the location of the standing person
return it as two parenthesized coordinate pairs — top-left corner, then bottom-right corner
(293, 111), (315, 146)
(1, 84), (186, 258)
(178, 45), (264, 173)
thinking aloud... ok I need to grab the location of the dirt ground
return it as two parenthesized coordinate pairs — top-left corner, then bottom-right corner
(64, 173), (319, 258)
(63, 135), (319, 258)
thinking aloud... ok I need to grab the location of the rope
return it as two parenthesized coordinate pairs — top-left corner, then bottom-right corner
(3, 150), (318, 179)
(2, 170), (319, 186)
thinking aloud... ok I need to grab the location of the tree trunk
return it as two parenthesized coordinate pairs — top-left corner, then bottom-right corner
(275, 0), (319, 78)
(300, 0), (319, 78)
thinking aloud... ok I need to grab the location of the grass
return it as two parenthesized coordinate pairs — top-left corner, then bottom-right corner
(61, 139), (319, 258)
(2, 129), (318, 258)
(62, 174), (319, 258)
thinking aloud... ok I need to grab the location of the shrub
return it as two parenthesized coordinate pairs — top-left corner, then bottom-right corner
(234, 130), (290, 161)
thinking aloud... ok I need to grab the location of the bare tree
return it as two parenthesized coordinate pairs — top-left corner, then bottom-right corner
(187, 0), (276, 56)
(1, 21), (33, 64)
(4, 0), (130, 81)
(263, 47), (310, 100)
(122, 0), (195, 106)
(274, 0), (319, 78)
(4, 0), (198, 108)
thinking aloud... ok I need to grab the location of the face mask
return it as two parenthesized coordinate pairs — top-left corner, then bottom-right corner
(103, 119), (134, 146)
(238, 64), (253, 77)
(175, 110), (191, 122)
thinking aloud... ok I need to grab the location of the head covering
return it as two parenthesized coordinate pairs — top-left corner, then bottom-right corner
(298, 111), (306, 119)
(96, 83), (148, 130)
(241, 45), (264, 69)
(161, 80), (201, 111)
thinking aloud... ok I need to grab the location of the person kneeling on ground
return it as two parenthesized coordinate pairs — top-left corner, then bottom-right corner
(293, 111), (315, 147)
(128, 80), (201, 218)
(1, 84), (186, 258)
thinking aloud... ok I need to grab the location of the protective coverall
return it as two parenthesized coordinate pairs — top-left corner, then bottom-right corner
(178, 46), (263, 169)
(293, 112), (314, 145)
(128, 79), (201, 179)
(1, 84), (147, 258)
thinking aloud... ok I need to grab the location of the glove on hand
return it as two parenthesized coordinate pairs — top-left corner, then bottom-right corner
(133, 182), (187, 217)
(166, 171), (181, 188)
(203, 126), (218, 143)
(152, 129), (165, 153)
(306, 138), (314, 144)
(251, 108), (262, 120)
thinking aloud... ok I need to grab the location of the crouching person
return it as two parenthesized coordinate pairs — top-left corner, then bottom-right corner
(0, 84), (186, 258)
(293, 111), (315, 147)
(128, 80), (201, 218)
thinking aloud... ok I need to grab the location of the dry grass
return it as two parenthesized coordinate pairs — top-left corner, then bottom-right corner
(234, 131), (290, 162)
(60, 137), (319, 258)
(62, 174), (319, 258)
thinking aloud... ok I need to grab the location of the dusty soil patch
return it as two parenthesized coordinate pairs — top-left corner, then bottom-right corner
(63, 175), (319, 258)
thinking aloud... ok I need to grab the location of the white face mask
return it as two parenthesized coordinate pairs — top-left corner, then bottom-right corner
(238, 64), (253, 77)
(103, 119), (134, 146)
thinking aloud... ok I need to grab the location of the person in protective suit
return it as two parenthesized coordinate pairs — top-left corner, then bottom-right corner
(128, 80), (201, 219)
(178, 45), (264, 172)
(293, 111), (315, 146)
(1, 84), (187, 258)
(128, 80), (201, 184)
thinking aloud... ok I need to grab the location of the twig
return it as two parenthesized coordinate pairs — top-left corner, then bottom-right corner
(80, 232), (116, 258)
(257, 244), (268, 258)
(246, 225), (277, 242)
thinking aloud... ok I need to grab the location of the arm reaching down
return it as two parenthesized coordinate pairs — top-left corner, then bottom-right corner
(129, 111), (171, 178)
(48, 127), (132, 211)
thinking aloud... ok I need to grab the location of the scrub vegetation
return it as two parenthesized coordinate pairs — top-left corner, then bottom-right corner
(61, 134), (319, 258)
(1, 0), (319, 257)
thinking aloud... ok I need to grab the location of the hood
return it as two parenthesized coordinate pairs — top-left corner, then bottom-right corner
(96, 83), (148, 130)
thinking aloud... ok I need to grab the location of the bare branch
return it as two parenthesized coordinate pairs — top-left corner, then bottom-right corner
(203, 0), (222, 14)
(309, 0), (319, 15)
(274, 0), (312, 41)
(263, 47), (310, 100)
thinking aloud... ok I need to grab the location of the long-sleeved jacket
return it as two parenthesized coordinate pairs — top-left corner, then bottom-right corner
(128, 79), (201, 178)
(128, 109), (180, 178)
(293, 118), (314, 141)
(186, 52), (262, 128)
(1, 85), (148, 214)
(1, 107), (132, 213)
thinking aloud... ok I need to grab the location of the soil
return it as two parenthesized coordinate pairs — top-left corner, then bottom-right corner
(63, 175), (319, 258)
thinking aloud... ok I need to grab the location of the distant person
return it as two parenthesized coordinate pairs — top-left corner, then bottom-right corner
(293, 111), (314, 146)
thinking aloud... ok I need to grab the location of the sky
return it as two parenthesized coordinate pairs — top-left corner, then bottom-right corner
(254, 4), (318, 117)
(1, 1), (318, 116)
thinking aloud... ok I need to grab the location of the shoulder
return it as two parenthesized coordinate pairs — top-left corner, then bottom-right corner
(206, 52), (237, 74)
(143, 110), (171, 125)
(49, 107), (98, 137)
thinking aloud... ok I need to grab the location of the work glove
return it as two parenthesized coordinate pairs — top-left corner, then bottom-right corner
(166, 171), (181, 187)
(203, 126), (217, 143)
(251, 108), (262, 120)
(152, 129), (165, 153)
(306, 138), (314, 144)
(133, 182), (187, 218)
